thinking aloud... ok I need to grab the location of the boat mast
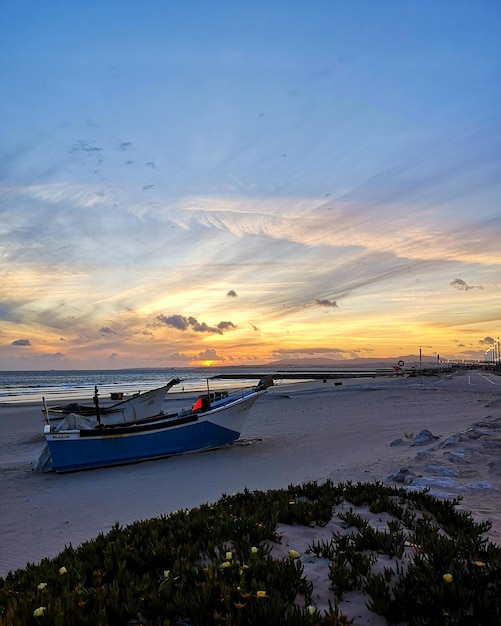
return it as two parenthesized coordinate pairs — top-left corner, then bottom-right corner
(42, 396), (50, 425)
(93, 386), (101, 425)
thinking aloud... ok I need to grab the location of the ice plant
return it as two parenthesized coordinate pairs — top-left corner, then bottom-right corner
(443, 573), (453, 583)
(33, 607), (46, 617)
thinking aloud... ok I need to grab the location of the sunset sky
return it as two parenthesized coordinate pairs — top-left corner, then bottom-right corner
(1, 1), (500, 370)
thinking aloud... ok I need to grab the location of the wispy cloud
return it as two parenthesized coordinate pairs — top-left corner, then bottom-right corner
(1, 2), (499, 368)
(450, 278), (483, 291)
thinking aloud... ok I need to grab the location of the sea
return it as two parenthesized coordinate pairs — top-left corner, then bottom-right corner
(0, 368), (272, 404)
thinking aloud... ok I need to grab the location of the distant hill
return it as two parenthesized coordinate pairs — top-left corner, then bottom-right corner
(261, 355), (438, 369)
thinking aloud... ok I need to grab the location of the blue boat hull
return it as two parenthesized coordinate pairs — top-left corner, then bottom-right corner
(44, 390), (266, 472)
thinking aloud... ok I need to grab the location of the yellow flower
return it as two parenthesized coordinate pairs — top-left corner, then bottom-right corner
(163, 570), (170, 578)
(306, 605), (315, 616)
(289, 500), (296, 505)
(251, 546), (258, 554)
(474, 560), (485, 567)
(221, 561), (231, 568)
(289, 549), (300, 559)
(37, 582), (47, 591)
(225, 551), (233, 561)
(256, 590), (267, 598)
(59, 566), (68, 575)
(443, 573), (453, 583)
(33, 607), (46, 617)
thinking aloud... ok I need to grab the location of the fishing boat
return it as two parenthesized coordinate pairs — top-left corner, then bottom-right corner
(43, 379), (180, 426)
(40, 380), (268, 472)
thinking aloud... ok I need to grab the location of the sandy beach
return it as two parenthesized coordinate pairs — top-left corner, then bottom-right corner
(1, 370), (500, 582)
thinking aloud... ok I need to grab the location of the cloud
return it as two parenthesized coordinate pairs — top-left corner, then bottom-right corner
(198, 348), (225, 362)
(217, 321), (236, 331)
(11, 338), (31, 346)
(227, 290), (238, 297)
(315, 298), (338, 308)
(479, 337), (495, 345)
(450, 278), (483, 291)
(99, 327), (116, 335)
(68, 140), (104, 154)
(118, 141), (134, 151)
(42, 352), (65, 359)
(167, 352), (193, 364)
(156, 314), (235, 335)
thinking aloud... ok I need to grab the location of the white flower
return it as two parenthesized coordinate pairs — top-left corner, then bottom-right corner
(225, 551), (233, 561)
(33, 607), (46, 617)
(59, 566), (68, 575)
(37, 582), (47, 591)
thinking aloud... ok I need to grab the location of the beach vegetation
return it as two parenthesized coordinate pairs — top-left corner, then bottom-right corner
(0, 480), (500, 625)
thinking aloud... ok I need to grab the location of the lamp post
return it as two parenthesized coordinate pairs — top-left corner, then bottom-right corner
(419, 347), (422, 387)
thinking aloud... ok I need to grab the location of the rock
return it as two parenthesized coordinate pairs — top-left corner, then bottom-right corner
(440, 435), (459, 448)
(447, 450), (473, 464)
(389, 467), (417, 484)
(466, 480), (497, 490)
(411, 429), (439, 446)
(482, 441), (501, 449)
(412, 476), (458, 490)
(390, 438), (404, 447)
(415, 450), (432, 462)
(424, 463), (458, 477)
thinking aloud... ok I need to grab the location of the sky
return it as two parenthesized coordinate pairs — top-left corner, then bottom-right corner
(1, 1), (500, 370)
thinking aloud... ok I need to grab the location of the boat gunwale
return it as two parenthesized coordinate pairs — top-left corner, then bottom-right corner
(46, 389), (266, 439)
